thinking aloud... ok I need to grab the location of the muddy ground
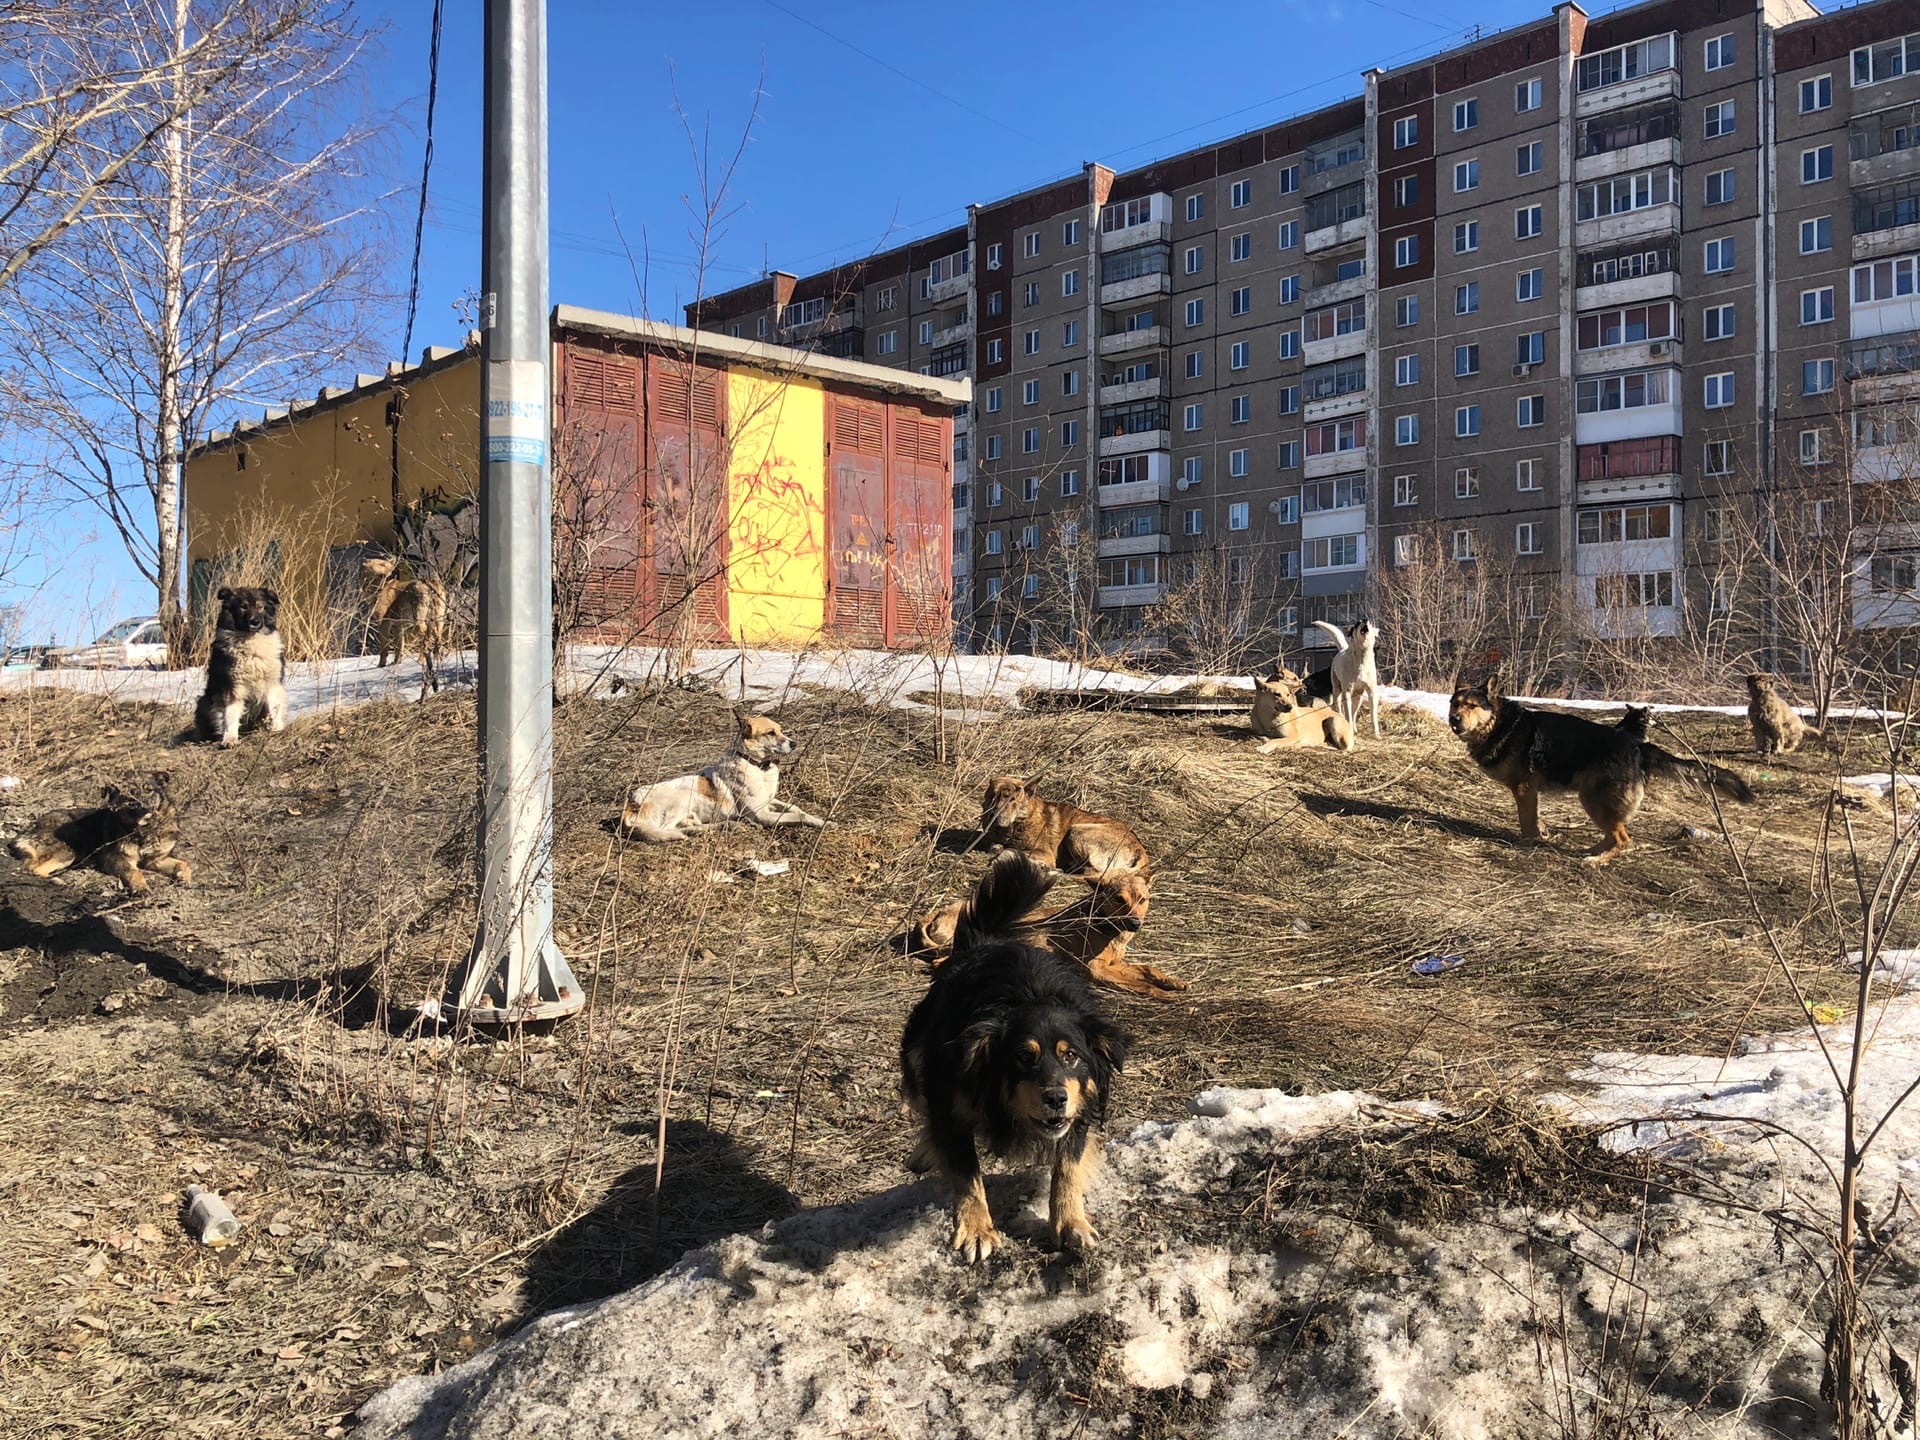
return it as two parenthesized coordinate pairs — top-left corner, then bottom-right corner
(0, 677), (1887, 1437)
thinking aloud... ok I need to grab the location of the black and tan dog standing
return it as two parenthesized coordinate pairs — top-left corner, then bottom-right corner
(901, 853), (1131, 1262)
(9, 774), (192, 894)
(1449, 676), (1754, 863)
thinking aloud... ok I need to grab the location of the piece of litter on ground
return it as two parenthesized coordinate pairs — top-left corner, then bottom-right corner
(746, 859), (789, 877)
(706, 870), (738, 885)
(1412, 954), (1466, 977)
(411, 998), (443, 1024)
(0, 774), (20, 790)
(1681, 825), (1713, 842)
(1809, 1003), (1846, 1025)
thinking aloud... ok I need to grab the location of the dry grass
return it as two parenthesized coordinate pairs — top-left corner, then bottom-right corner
(0, 677), (1888, 1437)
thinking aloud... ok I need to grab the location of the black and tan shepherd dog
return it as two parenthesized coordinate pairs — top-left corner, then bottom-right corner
(193, 586), (288, 746)
(8, 773), (192, 894)
(900, 853), (1131, 1263)
(1449, 676), (1754, 864)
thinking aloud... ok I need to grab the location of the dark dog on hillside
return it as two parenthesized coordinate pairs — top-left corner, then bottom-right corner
(910, 867), (1187, 999)
(8, 773), (192, 894)
(194, 586), (287, 746)
(901, 853), (1131, 1262)
(1449, 676), (1754, 864)
(979, 776), (1149, 883)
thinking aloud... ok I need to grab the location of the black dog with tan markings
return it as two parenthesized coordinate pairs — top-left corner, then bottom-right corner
(8, 773), (192, 894)
(1449, 676), (1754, 864)
(900, 853), (1131, 1263)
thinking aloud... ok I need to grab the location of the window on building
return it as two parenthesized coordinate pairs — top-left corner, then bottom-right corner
(1454, 221), (1479, 254)
(985, 435), (1001, 459)
(1062, 319), (1079, 347)
(918, 319), (935, 344)
(1704, 440), (1732, 476)
(876, 330), (898, 355)
(1704, 372), (1735, 408)
(1229, 501), (1250, 529)
(1804, 357), (1836, 395)
(1279, 164), (1301, 194)
(1062, 269), (1080, 297)
(1277, 220), (1300, 248)
(1061, 418), (1080, 445)
(1516, 457), (1541, 491)
(1023, 328), (1041, 355)
(1454, 97), (1479, 131)
(1230, 232), (1252, 263)
(1396, 295), (1419, 327)
(1517, 395), (1544, 428)
(1394, 115), (1419, 148)
(1454, 528), (1477, 561)
(1515, 204), (1543, 239)
(1705, 167), (1735, 205)
(1396, 414), (1420, 445)
(1280, 275), (1301, 304)
(985, 530), (1003, 555)
(1279, 330), (1300, 359)
(1455, 343), (1480, 376)
(1517, 268), (1544, 301)
(1063, 370), (1080, 396)
(1517, 141), (1542, 176)
(1022, 427), (1040, 453)
(1516, 522), (1543, 554)
(986, 242), (1003, 269)
(1230, 178), (1252, 208)
(1230, 286), (1251, 316)
(1184, 244), (1204, 275)
(1456, 281), (1479, 315)
(1185, 192), (1205, 222)
(1456, 405), (1481, 438)
(1182, 507), (1204, 537)
(1801, 428), (1828, 465)
(1230, 340), (1250, 370)
(1394, 175), (1419, 207)
(1022, 378), (1039, 405)
(1800, 216), (1833, 254)
(1704, 236), (1736, 273)
(1185, 298), (1205, 327)
(1279, 385), (1299, 414)
(985, 385), (1003, 412)
(1062, 218), (1081, 246)
(1703, 100), (1735, 138)
(1802, 286), (1835, 324)
(1229, 449), (1250, 478)
(1395, 353), (1420, 386)
(1704, 303), (1736, 340)
(1455, 466), (1480, 498)
(1453, 158), (1479, 192)
(1704, 33), (1734, 70)
(1230, 394), (1250, 424)
(1023, 280), (1039, 307)
(1183, 403), (1204, 431)
(1395, 234), (1420, 268)
(1516, 331), (1545, 366)
(1023, 231), (1041, 258)
(1802, 74), (1832, 112)
(1516, 77), (1542, 111)
(1061, 469), (1080, 496)
(1803, 145), (1834, 183)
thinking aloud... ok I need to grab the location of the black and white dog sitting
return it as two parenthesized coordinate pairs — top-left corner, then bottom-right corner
(194, 586), (288, 746)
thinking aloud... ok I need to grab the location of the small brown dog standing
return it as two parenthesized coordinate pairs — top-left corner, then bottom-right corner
(362, 555), (450, 696)
(9, 774), (192, 894)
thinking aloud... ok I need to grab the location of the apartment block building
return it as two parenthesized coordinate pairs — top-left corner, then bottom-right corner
(692, 0), (1920, 665)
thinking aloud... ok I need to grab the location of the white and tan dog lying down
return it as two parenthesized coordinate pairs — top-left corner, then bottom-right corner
(1250, 666), (1355, 753)
(619, 712), (827, 841)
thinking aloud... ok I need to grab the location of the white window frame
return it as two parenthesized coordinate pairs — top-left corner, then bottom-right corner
(1393, 115), (1419, 148)
(1704, 371), (1735, 409)
(1453, 97), (1479, 132)
(1704, 33), (1734, 71)
(1516, 77), (1542, 112)
(1453, 158), (1479, 192)
(1393, 473), (1417, 506)
(1515, 458), (1540, 492)
(1456, 405), (1481, 439)
(1455, 466), (1480, 498)
(1229, 501), (1251, 530)
(1023, 231), (1041, 258)
(1516, 521), (1543, 555)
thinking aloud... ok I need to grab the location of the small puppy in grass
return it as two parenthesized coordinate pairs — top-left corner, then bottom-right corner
(901, 852), (1131, 1262)
(978, 776), (1149, 883)
(9, 774), (192, 894)
(620, 711), (827, 841)
(1747, 674), (1820, 756)
(1250, 668), (1355, 753)
(194, 586), (287, 746)
(911, 867), (1187, 999)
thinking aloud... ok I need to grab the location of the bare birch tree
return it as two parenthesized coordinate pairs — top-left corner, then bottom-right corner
(0, 0), (392, 656)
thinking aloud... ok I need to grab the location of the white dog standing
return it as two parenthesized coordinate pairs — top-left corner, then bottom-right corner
(620, 711), (828, 842)
(1309, 619), (1382, 739)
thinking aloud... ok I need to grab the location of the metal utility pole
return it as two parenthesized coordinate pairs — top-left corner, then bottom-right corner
(445, 0), (580, 1025)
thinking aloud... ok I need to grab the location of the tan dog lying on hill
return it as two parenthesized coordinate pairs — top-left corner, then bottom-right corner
(911, 868), (1186, 999)
(1251, 667), (1355, 753)
(620, 712), (827, 841)
(978, 776), (1149, 883)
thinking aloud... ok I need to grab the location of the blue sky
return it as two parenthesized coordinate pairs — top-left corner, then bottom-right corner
(11, 0), (1551, 643)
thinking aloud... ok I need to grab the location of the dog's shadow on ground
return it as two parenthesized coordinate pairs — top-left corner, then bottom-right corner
(1296, 791), (1514, 846)
(522, 1119), (802, 1315)
(929, 826), (986, 857)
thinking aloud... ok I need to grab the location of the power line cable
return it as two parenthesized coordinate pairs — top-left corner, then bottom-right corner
(400, 0), (445, 366)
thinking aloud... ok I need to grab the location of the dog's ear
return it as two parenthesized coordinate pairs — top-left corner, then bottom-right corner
(216, 586), (233, 601)
(733, 709), (753, 738)
(958, 1019), (997, 1079)
(261, 588), (280, 607)
(1084, 1015), (1132, 1074)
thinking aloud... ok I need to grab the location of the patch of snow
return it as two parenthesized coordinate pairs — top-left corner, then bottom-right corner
(1848, 947), (1920, 993)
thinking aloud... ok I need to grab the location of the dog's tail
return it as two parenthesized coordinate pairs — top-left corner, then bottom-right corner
(952, 852), (1055, 952)
(1642, 745), (1755, 804)
(1309, 619), (1349, 653)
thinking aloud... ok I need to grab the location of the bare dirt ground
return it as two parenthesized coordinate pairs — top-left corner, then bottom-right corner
(0, 677), (1880, 1437)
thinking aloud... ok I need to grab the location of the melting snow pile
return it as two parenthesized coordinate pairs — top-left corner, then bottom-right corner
(359, 1009), (1920, 1440)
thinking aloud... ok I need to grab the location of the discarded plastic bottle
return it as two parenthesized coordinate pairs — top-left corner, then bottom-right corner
(184, 1185), (242, 1246)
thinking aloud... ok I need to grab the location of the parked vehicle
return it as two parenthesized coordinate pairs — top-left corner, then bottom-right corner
(41, 617), (168, 669)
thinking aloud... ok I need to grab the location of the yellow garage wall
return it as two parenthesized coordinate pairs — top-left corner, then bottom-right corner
(724, 367), (826, 646)
(182, 358), (481, 644)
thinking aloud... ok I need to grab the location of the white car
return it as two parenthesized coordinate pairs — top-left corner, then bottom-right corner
(44, 616), (168, 669)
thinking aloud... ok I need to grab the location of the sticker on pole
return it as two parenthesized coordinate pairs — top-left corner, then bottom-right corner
(485, 359), (548, 467)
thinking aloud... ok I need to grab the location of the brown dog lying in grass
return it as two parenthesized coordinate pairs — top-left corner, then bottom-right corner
(978, 776), (1149, 883)
(1250, 668), (1355, 753)
(8, 773), (192, 894)
(911, 868), (1187, 999)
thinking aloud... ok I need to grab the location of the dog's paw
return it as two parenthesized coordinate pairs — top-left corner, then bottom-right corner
(1052, 1215), (1097, 1252)
(951, 1209), (1000, 1264)
(218, 735), (238, 749)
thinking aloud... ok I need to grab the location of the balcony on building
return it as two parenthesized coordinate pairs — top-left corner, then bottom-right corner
(1301, 355), (1367, 423)
(1096, 501), (1171, 559)
(1098, 192), (1172, 252)
(1573, 165), (1679, 249)
(1096, 451), (1170, 507)
(1575, 234), (1680, 310)
(1573, 365), (1683, 445)
(1573, 32), (1678, 117)
(1302, 296), (1367, 366)
(1846, 333), (1920, 407)
(1305, 251), (1368, 305)
(1852, 404), (1918, 485)
(1304, 128), (1366, 193)
(1098, 303), (1168, 357)
(1098, 241), (1172, 305)
(1095, 550), (1168, 608)
(1851, 102), (1920, 188)
(1853, 539), (1920, 630)
(1573, 300), (1681, 377)
(1304, 181), (1368, 254)
(777, 294), (863, 344)
(1302, 416), (1366, 480)
(1573, 498), (1681, 637)
(1098, 397), (1170, 458)
(1300, 474), (1367, 542)
(1575, 434), (1681, 505)
(928, 341), (968, 378)
(930, 303), (972, 349)
(923, 247), (970, 305)
(1853, 179), (1920, 260)
(1098, 355), (1168, 406)
(1574, 100), (1680, 179)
